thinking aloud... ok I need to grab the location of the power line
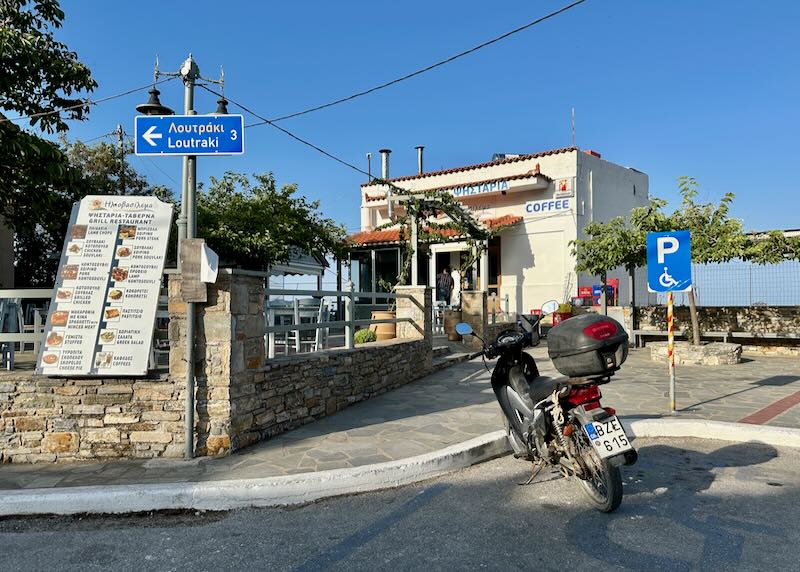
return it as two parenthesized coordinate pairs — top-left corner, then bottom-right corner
(247, 0), (589, 126)
(199, 84), (374, 179)
(0, 77), (177, 125)
(123, 133), (178, 184)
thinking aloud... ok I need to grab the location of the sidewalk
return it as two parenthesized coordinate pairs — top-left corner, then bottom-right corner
(0, 346), (798, 491)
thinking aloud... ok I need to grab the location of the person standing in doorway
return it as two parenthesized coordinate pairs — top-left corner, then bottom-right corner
(437, 266), (454, 305)
(450, 267), (461, 307)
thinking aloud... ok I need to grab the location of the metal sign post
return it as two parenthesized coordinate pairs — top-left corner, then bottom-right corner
(647, 231), (692, 413)
(134, 55), (242, 459)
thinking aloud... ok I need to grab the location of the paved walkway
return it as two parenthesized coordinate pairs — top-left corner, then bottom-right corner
(0, 346), (798, 490)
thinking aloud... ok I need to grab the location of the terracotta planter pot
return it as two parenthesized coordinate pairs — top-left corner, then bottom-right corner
(444, 310), (463, 341)
(370, 311), (396, 341)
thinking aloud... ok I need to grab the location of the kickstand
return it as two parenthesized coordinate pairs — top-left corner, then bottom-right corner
(519, 462), (545, 486)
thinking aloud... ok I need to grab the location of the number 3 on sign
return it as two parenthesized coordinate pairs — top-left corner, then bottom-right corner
(231, 129), (238, 141)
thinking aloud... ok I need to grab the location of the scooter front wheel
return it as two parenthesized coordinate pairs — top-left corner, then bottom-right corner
(571, 421), (623, 513)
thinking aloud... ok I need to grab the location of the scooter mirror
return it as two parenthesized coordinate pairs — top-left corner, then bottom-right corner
(541, 300), (559, 315)
(454, 322), (474, 336)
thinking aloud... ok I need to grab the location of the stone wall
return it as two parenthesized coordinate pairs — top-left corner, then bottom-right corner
(229, 339), (432, 449)
(635, 305), (800, 355)
(1, 272), (434, 463)
(168, 270), (267, 457)
(635, 306), (800, 334)
(460, 290), (515, 349)
(222, 283), (433, 453)
(0, 374), (184, 463)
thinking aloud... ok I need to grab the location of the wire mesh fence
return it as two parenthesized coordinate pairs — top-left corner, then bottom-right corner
(634, 260), (800, 307)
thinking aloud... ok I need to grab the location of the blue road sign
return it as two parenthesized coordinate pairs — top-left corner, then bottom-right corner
(134, 114), (244, 156)
(647, 230), (692, 292)
(647, 231), (692, 292)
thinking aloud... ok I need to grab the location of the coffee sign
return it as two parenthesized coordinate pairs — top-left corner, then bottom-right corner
(37, 196), (173, 376)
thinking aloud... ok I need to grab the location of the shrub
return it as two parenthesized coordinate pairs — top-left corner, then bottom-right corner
(354, 329), (377, 344)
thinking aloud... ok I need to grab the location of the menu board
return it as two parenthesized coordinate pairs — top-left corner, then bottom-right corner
(36, 195), (173, 376)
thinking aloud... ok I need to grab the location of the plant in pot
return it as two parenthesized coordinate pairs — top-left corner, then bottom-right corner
(370, 278), (397, 341)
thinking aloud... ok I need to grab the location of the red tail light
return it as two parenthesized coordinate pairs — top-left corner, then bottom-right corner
(582, 321), (618, 340)
(566, 384), (601, 406)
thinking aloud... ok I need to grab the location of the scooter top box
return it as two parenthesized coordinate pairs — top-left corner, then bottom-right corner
(547, 313), (629, 378)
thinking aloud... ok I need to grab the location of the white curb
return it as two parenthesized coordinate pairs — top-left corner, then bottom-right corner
(623, 418), (800, 449)
(0, 431), (510, 517)
(3, 419), (800, 517)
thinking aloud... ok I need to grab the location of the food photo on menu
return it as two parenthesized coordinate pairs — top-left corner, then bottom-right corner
(107, 288), (124, 302)
(104, 307), (121, 322)
(70, 224), (87, 240)
(46, 330), (64, 347)
(61, 264), (79, 280)
(67, 242), (82, 256)
(99, 329), (116, 345)
(42, 351), (60, 366)
(111, 267), (128, 282)
(56, 288), (73, 302)
(51, 311), (69, 327)
(118, 225), (136, 240)
(116, 245), (133, 258)
(94, 351), (113, 369)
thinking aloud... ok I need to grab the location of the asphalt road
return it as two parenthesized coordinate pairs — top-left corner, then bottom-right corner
(1, 437), (798, 571)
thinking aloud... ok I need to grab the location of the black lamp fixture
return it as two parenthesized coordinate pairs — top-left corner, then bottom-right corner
(136, 87), (174, 116)
(213, 96), (229, 115)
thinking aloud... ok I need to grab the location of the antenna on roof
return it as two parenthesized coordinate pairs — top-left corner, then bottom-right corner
(571, 107), (576, 148)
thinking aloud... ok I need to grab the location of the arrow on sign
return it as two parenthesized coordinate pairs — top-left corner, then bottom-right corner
(142, 125), (162, 147)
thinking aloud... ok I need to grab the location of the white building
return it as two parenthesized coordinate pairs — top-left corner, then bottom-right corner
(349, 147), (649, 316)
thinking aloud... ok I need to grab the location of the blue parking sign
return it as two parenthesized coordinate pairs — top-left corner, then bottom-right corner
(646, 231), (692, 292)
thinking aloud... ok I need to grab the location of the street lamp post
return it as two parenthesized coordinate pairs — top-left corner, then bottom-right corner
(136, 54), (226, 459)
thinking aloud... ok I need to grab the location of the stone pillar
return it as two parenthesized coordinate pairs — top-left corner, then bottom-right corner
(460, 290), (488, 349)
(395, 285), (433, 371)
(168, 269), (267, 457)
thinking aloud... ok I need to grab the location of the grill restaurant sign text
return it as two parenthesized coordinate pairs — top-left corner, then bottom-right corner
(36, 196), (173, 376)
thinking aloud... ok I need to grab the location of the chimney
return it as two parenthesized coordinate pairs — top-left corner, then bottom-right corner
(379, 148), (393, 218)
(583, 149), (601, 159)
(416, 145), (424, 175)
(379, 148), (391, 180)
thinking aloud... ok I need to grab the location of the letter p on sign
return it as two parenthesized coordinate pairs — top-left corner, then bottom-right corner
(657, 237), (679, 263)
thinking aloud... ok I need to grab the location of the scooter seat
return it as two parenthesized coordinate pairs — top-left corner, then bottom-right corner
(527, 376), (561, 405)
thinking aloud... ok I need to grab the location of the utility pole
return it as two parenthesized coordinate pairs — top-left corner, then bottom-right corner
(136, 54), (227, 459)
(116, 124), (125, 193)
(180, 55), (199, 460)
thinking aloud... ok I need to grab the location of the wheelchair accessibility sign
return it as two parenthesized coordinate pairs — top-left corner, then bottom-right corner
(647, 231), (692, 292)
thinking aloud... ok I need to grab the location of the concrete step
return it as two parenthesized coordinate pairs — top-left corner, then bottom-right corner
(432, 346), (451, 359)
(431, 352), (472, 373)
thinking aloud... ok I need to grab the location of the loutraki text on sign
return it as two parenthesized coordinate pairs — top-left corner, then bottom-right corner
(134, 115), (244, 156)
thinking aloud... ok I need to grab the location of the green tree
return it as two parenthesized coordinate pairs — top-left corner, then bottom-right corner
(196, 172), (347, 270)
(0, 0), (101, 285)
(0, 0), (97, 213)
(10, 138), (171, 286)
(572, 198), (671, 312)
(671, 177), (748, 344)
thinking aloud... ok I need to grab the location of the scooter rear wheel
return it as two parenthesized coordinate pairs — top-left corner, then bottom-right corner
(571, 421), (623, 513)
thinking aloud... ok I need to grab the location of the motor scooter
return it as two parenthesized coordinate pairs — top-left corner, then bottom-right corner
(456, 300), (637, 513)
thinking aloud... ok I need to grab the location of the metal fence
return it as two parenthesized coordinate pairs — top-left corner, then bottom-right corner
(634, 260), (800, 307)
(265, 286), (419, 359)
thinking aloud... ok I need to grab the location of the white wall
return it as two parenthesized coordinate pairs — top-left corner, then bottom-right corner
(576, 152), (650, 305)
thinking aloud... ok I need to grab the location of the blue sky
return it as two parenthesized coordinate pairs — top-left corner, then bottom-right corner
(56, 0), (800, 234)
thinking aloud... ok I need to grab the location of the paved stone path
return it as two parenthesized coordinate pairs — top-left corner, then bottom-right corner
(0, 346), (797, 490)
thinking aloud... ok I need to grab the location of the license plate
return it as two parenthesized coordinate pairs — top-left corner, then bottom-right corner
(583, 416), (633, 459)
